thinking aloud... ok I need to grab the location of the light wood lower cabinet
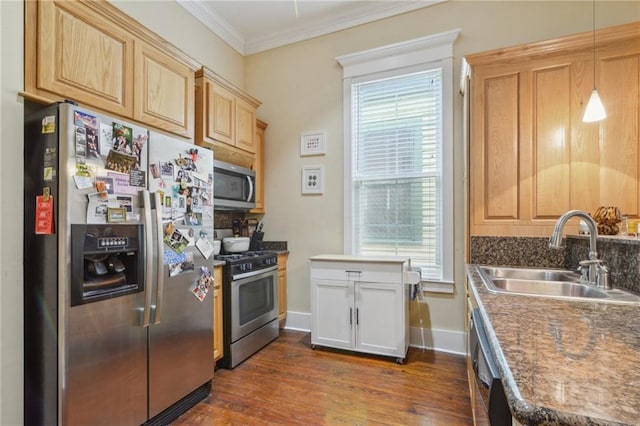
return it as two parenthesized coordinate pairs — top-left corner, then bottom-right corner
(466, 22), (640, 236)
(213, 265), (223, 363)
(277, 253), (288, 327)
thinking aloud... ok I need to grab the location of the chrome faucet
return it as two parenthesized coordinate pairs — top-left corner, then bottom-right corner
(549, 210), (610, 289)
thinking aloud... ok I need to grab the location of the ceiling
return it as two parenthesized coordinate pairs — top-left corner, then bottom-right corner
(176, 0), (446, 56)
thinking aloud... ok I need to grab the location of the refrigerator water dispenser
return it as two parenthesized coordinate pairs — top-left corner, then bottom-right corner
(71, 224), (144, 306)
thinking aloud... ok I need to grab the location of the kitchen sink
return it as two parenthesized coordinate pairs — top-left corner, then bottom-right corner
(490, 278), (608, 298)
(476, 265), (640, 304)
(480, 266), (581, 283)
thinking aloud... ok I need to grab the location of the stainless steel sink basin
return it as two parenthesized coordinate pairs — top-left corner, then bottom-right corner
(490, 278), (608, 298)
(480, 266), (581, 282)
(476, 265), (640, 304)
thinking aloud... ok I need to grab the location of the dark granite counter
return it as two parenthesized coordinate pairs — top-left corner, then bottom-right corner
(466, 265), (640, 426)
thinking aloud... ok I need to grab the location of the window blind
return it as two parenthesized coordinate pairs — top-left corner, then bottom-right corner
(351, 68), (443, 280)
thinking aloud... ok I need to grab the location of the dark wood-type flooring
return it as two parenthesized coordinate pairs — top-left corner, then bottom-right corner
(172, 329), (473, 425)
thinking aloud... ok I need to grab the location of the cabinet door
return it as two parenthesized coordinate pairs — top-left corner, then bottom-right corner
(37, 0), (133, 116)
(213, 284), (223, 362)
(277, 252), (287, 326)
(355, 281), (404, 357)
(250, 120), (266, 213)
(311, 279), (353, 350)
(235, 97), (257, 153)
(213, 266), (223, 362)
(207, 81), (235, 146)
(134, 41), (194, 138)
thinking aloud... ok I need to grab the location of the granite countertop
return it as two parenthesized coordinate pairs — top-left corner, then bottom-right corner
(466, 265), (640, 426)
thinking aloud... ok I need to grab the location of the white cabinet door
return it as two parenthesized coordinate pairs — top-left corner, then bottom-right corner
(311, 279), (353, 350)
(355, 281), (404, 356)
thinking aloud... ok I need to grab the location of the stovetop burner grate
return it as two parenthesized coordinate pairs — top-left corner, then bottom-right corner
(215, 251), (278, 274)
(215, 250), (273, 261)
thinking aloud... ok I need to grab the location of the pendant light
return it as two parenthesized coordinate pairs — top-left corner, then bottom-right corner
(583, 0), (606, 122)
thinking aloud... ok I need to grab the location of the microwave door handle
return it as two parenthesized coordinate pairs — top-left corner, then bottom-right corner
(152, 191), (165, 324)
(246, 175), (254, 202)
(141, 190), (153, 327)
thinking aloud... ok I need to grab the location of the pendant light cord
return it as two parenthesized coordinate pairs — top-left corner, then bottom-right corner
(592, 0), (596, 90)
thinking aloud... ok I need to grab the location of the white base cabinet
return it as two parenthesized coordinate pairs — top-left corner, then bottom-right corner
(310, 255), (411, 362)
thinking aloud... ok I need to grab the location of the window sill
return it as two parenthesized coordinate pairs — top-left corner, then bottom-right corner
(420, 280), (455, 294)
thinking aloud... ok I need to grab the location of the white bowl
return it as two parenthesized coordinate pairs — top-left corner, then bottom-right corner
(223, 237), (250, 253)
(213, 240), (221, 255)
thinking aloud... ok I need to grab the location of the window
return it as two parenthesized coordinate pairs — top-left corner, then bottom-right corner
(338, 30), (459, 285)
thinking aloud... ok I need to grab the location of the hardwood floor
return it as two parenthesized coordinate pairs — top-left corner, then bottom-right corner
(172, 329), (472, 425)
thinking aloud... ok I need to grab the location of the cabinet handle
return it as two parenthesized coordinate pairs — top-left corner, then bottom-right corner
(356, 308), (359, 325)
(349, 307), (353, 325)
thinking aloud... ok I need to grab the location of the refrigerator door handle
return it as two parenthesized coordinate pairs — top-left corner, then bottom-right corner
(246, 175), (254, 202)
(142, 190), (154, 327)
(152, 191), (165, 324)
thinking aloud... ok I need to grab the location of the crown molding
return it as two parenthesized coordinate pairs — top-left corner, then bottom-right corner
(244, 0), (447, 55)
(178, 0), (447, 56)
(176, 0), (245, 54)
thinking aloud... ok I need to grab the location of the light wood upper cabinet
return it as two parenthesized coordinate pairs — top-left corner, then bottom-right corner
(235, 98), (258, 153)
(201, 80), (235, 145)
(251, 120), (267, 214)
(134, 41), (194, 138)
(195, 67), (261, 155)
(466, 22), (640, 237)
(33, 0), (134, 116)
(25, 0), (199, 139)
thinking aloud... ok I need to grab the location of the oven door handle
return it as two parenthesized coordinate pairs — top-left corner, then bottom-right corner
(232, 265), (278, 282)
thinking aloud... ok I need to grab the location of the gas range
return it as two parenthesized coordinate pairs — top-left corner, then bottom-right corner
(215, 251), (278, 276)
(216, 249), (279, 369)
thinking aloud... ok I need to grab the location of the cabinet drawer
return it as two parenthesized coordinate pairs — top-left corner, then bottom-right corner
(310, 261), (403, 284)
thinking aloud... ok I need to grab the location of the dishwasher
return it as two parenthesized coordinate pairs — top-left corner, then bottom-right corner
(469, 308), (511, 426)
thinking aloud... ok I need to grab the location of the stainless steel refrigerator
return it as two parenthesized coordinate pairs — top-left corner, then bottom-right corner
(24, 101), (215, 425)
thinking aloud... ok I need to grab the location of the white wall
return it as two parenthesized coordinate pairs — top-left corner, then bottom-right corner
(244, 1), (640, 345)
(110, 0), (245, 88)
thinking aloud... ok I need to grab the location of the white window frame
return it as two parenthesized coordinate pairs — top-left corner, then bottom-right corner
(337, 29), (460, 288)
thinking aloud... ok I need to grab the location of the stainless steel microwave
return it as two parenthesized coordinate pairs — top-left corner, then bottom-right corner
(213, 160), (256, 210)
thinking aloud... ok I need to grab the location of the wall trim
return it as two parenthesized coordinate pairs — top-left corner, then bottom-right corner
(282, 311), (312, 332)
(283, 311), (466, 356)
(409, 326), (466, 355)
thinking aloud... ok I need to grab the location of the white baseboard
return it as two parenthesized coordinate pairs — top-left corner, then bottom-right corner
(282, 311), (466, 355)
(409, 326), (466, 355)
(282, 311), (312, 332)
